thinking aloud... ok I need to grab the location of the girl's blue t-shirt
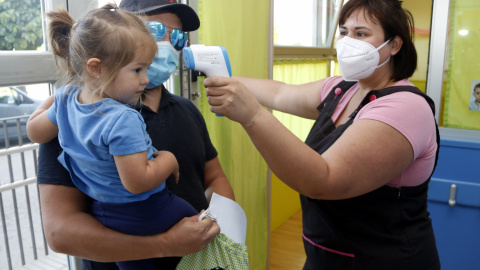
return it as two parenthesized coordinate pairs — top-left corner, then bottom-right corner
(47, 85), (165, 203)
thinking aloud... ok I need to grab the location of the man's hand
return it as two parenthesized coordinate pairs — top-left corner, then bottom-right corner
(157, 212), (220, 257)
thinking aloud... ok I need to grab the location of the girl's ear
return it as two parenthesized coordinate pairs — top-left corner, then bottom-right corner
(389, 35), (403, 56)
(86, 58), (102, 78)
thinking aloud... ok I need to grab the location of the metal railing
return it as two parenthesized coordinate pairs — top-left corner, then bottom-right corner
(0, 116), (67, 270)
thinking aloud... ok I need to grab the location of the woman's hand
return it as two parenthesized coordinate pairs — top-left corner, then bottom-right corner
(204, 76), (262, 126)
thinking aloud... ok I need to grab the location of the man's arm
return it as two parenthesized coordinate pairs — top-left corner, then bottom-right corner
(204, 157), (235, 202)
(39, 183), (219, 262)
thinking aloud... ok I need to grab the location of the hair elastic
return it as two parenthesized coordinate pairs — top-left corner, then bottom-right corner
(243, 108), (261, 127)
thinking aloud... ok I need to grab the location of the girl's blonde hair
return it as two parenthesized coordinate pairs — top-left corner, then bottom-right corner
(47, 3), (157, 97)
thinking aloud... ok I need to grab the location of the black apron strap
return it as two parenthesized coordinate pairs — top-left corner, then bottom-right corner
(349, 85), (440, 176)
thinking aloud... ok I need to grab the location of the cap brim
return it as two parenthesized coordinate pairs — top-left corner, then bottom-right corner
(134, 3), (200, 32)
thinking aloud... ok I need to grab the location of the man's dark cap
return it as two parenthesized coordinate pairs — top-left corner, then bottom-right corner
(119, 0), (200, 31)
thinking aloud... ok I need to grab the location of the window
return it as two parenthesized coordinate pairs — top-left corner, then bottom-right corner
(0, 84), (49, 148)
(427, 0), (480, 136)
(0, 0), (65, 91)
(0, 0), (45, 51)
(272, 0), (343, 69)
(274, 0), (343, 48)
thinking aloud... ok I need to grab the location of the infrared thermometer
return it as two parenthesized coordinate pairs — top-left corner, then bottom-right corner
(182, 44), (232, 78)
(183, 44), (232, 116)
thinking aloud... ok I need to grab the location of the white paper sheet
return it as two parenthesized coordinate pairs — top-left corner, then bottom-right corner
(205, 192), (247, 245)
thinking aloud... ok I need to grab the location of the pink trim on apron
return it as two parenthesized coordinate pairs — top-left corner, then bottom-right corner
(302, 232), (355, 258)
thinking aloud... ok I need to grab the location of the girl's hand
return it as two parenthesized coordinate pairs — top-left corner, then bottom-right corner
(204, 76), (262, 126)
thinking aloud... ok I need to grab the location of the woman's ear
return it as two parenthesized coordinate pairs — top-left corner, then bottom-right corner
(390, 36), (403, 56)
(86, 58), (102, 78)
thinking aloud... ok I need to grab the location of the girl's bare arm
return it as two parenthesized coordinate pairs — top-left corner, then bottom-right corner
(114, 150), (179, 194)
(26, 96), (59, 143)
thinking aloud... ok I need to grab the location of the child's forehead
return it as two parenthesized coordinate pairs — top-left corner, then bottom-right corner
(132, 52), (152, 64)
(135, 40), (156, 58)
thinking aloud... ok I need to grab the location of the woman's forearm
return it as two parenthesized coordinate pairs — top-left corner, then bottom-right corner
(241, 108), (330, 198)
(233, 76), (286, 109)
(233, 76), (325, 119)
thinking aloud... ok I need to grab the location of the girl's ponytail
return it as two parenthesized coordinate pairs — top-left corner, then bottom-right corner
(46, 9), (76, 80)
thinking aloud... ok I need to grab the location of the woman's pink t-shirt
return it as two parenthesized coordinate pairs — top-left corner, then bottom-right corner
(320, 76), (437, 187)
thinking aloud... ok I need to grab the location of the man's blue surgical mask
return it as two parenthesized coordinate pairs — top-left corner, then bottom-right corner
(146, 41), (179, 89)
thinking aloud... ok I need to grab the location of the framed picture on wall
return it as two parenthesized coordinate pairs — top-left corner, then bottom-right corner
(469, 80), (480, 111)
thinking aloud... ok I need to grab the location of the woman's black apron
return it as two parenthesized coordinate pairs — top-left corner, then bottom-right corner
(301, 81), (441, 270)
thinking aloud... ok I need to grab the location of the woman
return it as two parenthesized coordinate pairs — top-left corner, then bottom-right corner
(204, 0), (440, 269)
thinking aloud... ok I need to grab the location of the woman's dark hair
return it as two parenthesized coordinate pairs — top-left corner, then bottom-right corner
(339, 0), (417, 81)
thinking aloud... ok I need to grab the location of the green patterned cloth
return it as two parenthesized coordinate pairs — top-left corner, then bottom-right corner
(176, 233), (249, 270)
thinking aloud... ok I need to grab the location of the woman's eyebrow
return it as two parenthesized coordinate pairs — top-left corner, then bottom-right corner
(339, 25), (371, 31)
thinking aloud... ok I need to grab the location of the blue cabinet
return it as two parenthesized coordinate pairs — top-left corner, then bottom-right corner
(428, 136), (480, 270)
